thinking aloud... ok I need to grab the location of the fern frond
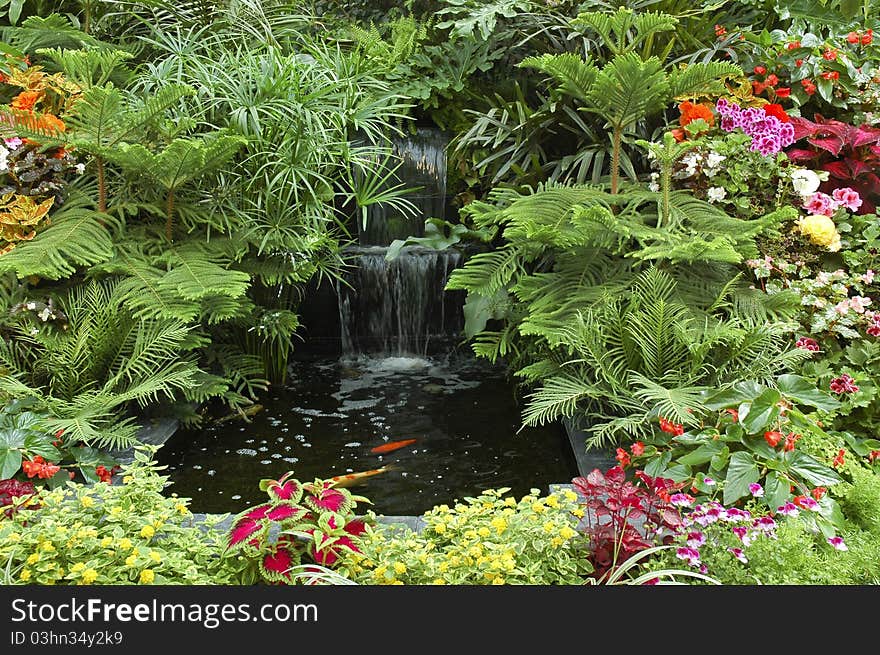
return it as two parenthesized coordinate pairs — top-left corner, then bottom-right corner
(518, 53), (598, 104)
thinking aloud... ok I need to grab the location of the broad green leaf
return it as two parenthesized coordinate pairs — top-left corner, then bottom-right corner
(740, 388), (782, 434)
(703, 381), (765, 410)
(741, 433), (779, 460)
(787, 451), (843, 487)
(777, 374), (841, 411)
(0, 426), (28, 450)
(677, 441), (725, 466)
(663, 464), (691, 482)
(644, 450), (672, 477)
(0, 448), (22, 478)
(723, 451), (760, 505)
(764, 471), (790, 512)
(709, 447), (729, 473)
(45, 468), (68, 490)
(23, 433), (61, 461)
(817, 495), (846, 531)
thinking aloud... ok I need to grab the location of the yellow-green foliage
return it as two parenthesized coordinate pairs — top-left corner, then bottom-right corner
(0, 449), (242, 585)
(343, 488), (593, 585)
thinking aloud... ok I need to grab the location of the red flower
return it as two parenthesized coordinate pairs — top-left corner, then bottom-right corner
(823, 48), (837, 60)
(820, 70), (840, 81)
(678, 101), (715, 128)
(830, 374), (859, 394)
(783, 432), (801, 452)
(811, 487), (827, 500)
(832, 449), (846, 468)
(670, 127), (686, 143)
(21, 455), (60, 479)
(786, 40), (801, 50)
(862, 30), (873, 45)
(868, 450), (880, 463)
(847, 31), (860, 44)
(765, 73), (779, 86)
(658, 417), (684, 436)
(714, 24), (726, 37)
(10, 90), (40, 111)
(795, 58), (803, 67)
(725, 408), (739, 422)
(801, 79), (816, 95)
(796, 336), (820, 352)
(631, 441), (645, 456)
(95, 465), (112, 483)
(752, 80), (768, 95)
(775, 87), (791, 98)
(615, 447), (631, 468)
(764, 431), (783, 448)
(753, 65), (767, 76)
(763, 103), (790, 123)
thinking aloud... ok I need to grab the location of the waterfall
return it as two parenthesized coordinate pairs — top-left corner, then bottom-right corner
(338, 246), (463, 355)
(359, 126), (449, 246)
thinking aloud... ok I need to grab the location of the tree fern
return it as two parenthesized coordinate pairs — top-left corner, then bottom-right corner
(573, 8), (678, 57)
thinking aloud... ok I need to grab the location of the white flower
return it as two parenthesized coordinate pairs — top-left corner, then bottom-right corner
(705, 152), (726, 168)
(75, 163), (86, 175)
(790, 169), (822, 197)
(0, 145), (8, 173)
(707, 186), (727, 203)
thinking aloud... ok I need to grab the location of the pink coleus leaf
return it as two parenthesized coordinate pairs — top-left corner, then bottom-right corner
(261, 547), (295, 581)
(267, 504), (304, 522)
(228, 518), (263, 548)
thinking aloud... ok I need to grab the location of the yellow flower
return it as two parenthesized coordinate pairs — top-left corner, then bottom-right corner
(140, 525), (155, 539)
(80, 496), (95, 508)
(26, 553), (40, 565)
(41, 542), (55, 552)
(545, 495), (560, 509)
(438, 562), (449, 573)
(468, 544), (483, 558)
(560, 526), (577, 540)
(393, 562), (407, 575)
(175, 503), (188, 515)
(123, 476), (133, 484)
(543, 521), (555, 534)
(563, 490), (578, 503)
(433, 523), (446, 534)
(796, 214), (841, 251)
(148, 551), (161, 563)
(477, 527), (490, 538)
(490, 517), (507, 534)
(390, 580), (404, 585)
(373, 565), (387, 579)
(81, 569), (98, 584)
(152, 520), (164, 530)
(504, 497), (516, 507)
(531, 503), (545, 514)
(139, 569), (155, 584)
(491, 577), (505, 585)
(71, 562), (85, 573)
(119, 538), (133, 550)
(551, 537), (564, 547)
(108, 506), (122, 516)
(20, 569), (31, 581)
(572, 508), (585, 519)
(100, 537), (113, 548)
(125, 554), (137, 567)
(432, 578), (446, 585)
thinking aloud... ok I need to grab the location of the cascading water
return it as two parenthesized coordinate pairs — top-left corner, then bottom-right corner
(337, 126), (463, 356)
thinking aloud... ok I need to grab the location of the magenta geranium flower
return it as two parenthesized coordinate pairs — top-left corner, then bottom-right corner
(749, 483), (764, 498)
(830, 374), (859, 394)
(675, 546), (702, 567)
(753, 516), (777, 533)
(702, 477), (716, 486)
(728, 547), (748, 564)
(731, 526), (753, 546)
(776, 501), (800, 517)
(670, 493), (695, 507)
(795, 337), (820, 352)
(827, 536), (848, 551)
(803, 191), (838, 216)
(686, 531), (706, 548)
(832, 187), (862, 212)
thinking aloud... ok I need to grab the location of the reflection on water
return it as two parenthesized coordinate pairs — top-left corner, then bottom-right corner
(157, 353), (578, 516)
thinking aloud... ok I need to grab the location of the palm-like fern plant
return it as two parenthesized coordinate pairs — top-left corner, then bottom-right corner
(520, 268), (808, 447)
(0, 278), (205, 449)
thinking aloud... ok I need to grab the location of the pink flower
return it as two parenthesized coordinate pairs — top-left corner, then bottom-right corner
(748, 483), (764, 497)
(830, 374), (859, 394)
(793, 495), (819, 511)
(777, 501), (800, 517)
(753, 516), (777, 532)
(862, 270), (875, 285)
(834, 300), (851, 315)
(827, 536), (848, 551)
(728, 547), (749, 563)
(795, 337), (820, 352)
(675, 546), (702, 567)
(670, 493), (695, 507)
(4, 137), (22, 150)
(732, 526), (753, 546)
(849, 296), (872, 313)
(702, 477), (716, 486)
(687, 531), (706, 548)
(831, 187), (862, 212)
(803, 192), (838, 216)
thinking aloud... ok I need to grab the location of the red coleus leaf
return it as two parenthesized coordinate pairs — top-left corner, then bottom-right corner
(604, 466), (626, 485)
(267, 504), (304, 522)
(267, 479), (302, 501)
(305, 488), (349, 513)
(261, 547), (296, 582)
(228, 518), (263, 548)
(244, 504), (272, 520)
(850, 124), (880, 148)
(344, 519), (367, 536)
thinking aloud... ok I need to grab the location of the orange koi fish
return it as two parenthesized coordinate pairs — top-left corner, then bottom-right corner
(370, 439), (417, 454)
(330, 465), (394, 488)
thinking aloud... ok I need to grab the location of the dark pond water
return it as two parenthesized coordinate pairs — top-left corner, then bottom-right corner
(157, 353), (578, 516)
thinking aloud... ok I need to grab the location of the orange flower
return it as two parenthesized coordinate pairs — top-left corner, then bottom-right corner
(35, 113), (66, 134)
(678, 101), (715, 128)
(832, 448), (846, 468)
(10, 90), (41, 111)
